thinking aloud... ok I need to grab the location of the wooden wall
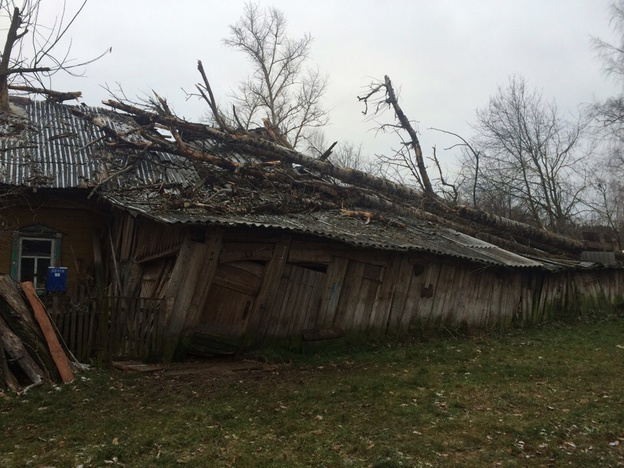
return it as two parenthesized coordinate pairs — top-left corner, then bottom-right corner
(105, 215), (624, 351)
(0, 196), (106, 297)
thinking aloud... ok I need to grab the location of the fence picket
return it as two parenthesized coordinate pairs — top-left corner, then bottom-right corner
(46, 296), (165, 363)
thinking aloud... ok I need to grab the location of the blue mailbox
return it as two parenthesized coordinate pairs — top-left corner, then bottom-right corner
(46, 267), (67, 292)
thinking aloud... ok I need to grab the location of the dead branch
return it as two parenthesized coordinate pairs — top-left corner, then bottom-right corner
(197, 60), (231, 132)
(430, 127), (480, 207)
(8, 84), (81, 102)
(431, 146), (458, 202)
(357, 76), (434, 195)
(318, 141), (337, 161)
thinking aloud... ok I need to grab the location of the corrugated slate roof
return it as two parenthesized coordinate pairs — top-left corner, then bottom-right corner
(104, 193), (549, 269)
(0, 99), (199, 189)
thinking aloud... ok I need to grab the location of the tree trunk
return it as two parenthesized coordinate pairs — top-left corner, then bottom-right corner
(0, 7), (22, 112)
(0, 314), (45, 387)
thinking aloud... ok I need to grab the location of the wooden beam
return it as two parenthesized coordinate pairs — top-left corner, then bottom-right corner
(21, 282), (74, 383)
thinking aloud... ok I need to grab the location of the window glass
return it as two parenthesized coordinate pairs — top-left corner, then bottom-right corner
(22, 239), (52, 256)
(20, 257), (35, 282)
(19, 238), (54, 290)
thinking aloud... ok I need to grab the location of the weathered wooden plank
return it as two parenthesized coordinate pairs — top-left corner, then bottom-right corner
(404, 262), (427, 330)
(21, 282), (74, 383)
(368, 254), (399, 334)
(334, 260), (365, 332)
(316, 256), (349, 328)
(154, 258), (175, 299)
(331, 248), (390, 266)
(119, 215), (136, 262)
(247, 234), (291, 341)
(274, 264), (305, 337)
(467, 271), (489, 326)
(204, 284), (256, 336)
(301, 269), (327, 330)
(428, 263), (455, 326)
(219, 242), (275, 263)
(139, 261), (166, 298)
(0, 313), (45, 387)
(385, 256), (414, 333)
(398, 261), (425, 332)
(288, 240), (333, 264)
(283, 267), (312, 336)
(500, 272), (519, 326)
(179, 229), (225, 334)
(135, 245), (181, 264)
(211, 262), (263, 297)
(0, 276), (41, 337)
(417, 262), (441, 326)
(291, 267), (326, 335)
(348, 262), (382, 334)
(262, 265), (292, 338)
(162, 228), (224, 350)
(353, 277), (381, 334)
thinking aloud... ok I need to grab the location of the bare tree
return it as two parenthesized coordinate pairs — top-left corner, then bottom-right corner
(0, 1), (109, 111)
(468, 76), (589, 234)
(591, 1), (624, 141)
(223, 2), (328, 149)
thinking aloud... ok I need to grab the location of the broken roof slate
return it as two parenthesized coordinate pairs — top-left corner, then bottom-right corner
(104, 193), (547, 269)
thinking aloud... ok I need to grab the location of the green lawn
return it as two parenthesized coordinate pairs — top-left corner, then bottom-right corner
(2, 317), (624, 467)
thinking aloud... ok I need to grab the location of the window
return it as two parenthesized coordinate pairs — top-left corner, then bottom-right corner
(12, 225), (62, 292)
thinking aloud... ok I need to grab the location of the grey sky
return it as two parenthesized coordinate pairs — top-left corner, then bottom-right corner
(31, 1), (622, 170)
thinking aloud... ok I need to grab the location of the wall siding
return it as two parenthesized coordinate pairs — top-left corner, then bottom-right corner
(0, 200), (106, 297)
(103, 215), (624, 351)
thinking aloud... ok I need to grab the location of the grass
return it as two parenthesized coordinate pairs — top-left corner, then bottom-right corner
(2, 317), (624, 467)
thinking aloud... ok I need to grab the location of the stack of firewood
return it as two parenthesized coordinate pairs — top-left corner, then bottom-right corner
(0, 275), (74, 393)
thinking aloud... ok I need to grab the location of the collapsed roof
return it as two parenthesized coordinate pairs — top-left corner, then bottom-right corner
(0, 98), (602, 271)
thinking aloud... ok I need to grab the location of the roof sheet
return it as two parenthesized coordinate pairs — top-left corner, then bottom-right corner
(0, 100), (199, 189)
(104, 193), (546, 269)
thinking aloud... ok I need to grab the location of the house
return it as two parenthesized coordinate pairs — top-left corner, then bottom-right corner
(0, 97), (622, 358)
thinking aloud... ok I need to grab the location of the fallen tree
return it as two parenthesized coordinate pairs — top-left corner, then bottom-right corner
(81, 83), (584, 256)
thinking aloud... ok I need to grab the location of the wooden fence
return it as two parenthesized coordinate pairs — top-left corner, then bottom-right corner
(46, 296), (166, 363)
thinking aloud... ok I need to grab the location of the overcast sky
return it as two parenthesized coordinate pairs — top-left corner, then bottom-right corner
(29, 1), (623, 171)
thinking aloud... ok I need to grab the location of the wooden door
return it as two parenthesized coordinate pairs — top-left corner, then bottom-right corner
(199, 260), (264, 338)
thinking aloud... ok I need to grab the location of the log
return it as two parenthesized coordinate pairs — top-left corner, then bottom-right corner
(0, 276), (57, 378)
(21, 282), (74, 383)
(8, 84), (81, 102)
(0, 275), (42, 337)
(0, 339), (19, 392)
(0, 314), (45, 387)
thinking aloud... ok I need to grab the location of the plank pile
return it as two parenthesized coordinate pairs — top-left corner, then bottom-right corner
(0, 275), (74, 393)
